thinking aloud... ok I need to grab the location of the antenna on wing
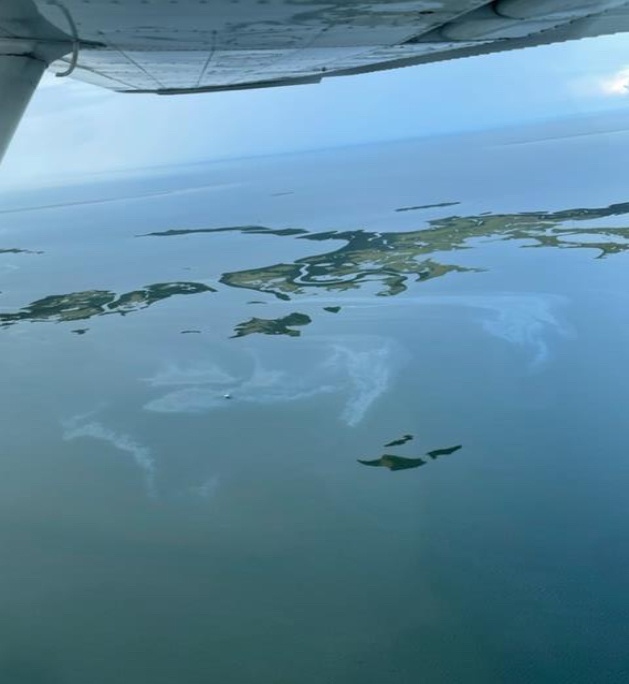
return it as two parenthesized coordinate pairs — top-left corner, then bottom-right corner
(46, 1), (80, 77)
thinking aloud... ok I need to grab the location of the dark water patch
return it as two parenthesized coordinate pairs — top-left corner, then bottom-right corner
(0, 656), (63, 684)
(323, 306), (341, 313)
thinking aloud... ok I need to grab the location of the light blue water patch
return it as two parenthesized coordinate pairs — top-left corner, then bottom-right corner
(292, 292), (573, 369)
(424, 293), (573, 369)
(63, 412), (157, 497)
(143, 334), (407, 427)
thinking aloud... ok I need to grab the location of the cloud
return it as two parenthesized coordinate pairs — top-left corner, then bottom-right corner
(599, 67), (629, 96)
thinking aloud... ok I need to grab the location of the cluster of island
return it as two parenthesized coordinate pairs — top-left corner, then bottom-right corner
(2, 200), (629, 336)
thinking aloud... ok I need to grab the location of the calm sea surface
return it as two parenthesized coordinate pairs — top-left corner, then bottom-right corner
(1, 126), (629, 683)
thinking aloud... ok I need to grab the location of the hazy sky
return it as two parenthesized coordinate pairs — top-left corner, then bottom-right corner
(3, 33), (629, 187)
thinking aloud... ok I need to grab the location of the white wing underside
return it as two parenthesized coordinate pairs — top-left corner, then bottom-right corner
(12, 0), (629, 94)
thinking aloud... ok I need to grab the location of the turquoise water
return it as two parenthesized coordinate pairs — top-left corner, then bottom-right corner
(1, 128), (629, 683)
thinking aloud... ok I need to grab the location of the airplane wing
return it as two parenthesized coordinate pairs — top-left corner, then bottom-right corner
(17, 1), (629, 94)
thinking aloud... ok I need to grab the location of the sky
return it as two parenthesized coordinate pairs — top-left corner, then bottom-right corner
(3, 32), (629, 188)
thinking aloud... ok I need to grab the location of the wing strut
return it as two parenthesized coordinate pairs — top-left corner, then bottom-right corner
(0, 55), (47, 163)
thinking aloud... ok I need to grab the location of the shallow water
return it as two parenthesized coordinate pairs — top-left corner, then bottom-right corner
(1, 128), (629, 683)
